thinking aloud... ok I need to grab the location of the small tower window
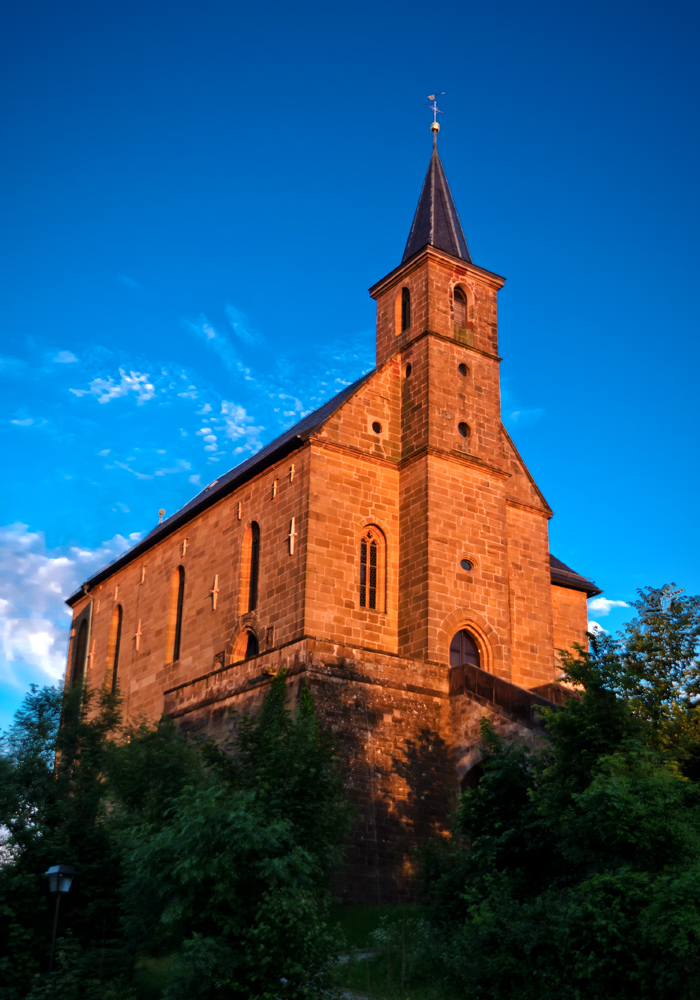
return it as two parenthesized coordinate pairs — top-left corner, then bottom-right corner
(401, 287), (411, 331)
(450, 629), (481, 668)
(107, 605), (123, 692)
(454, 287), (467, 328)
(166, 566), (185, 664)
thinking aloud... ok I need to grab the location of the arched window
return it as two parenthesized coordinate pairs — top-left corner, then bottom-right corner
(166, 566), (185, 664)
(230, 628), (260, 664)
(454, 286), (467, 328)
(107, 605), (123, 692)
(72, 618), (89, 685)
(359, 526), (386, 612)
(401, 287), (411, 331)
(245, 630), (259, 659)
(450, 629), (481, 668)
(239, 522), (261, 615)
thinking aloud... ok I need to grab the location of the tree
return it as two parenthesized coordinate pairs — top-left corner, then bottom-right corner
(118, 671), (351, 999)
(0, 671), (349, 999)
(420, 586), (700, 1000)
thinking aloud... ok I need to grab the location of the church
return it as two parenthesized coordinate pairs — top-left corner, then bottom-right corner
(65, 121), (601, 902)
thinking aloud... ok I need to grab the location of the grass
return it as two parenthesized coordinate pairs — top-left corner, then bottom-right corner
(133, 956), (174, 998)
(330, 904), (414, 949)
(330, 904), (447, 1000)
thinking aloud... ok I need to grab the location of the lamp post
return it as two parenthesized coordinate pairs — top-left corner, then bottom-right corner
(44, 865), (76, 974)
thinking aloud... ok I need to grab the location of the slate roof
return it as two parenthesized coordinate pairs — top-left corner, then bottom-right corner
(550, 554), (602, 597)
(66, 371), (374, 606)
(402, 141), (472, 264)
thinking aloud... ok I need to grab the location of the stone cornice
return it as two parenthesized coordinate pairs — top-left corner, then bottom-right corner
(505, 496), (553, 520)
(400, 446), (512, 481)
(395, 327), (501, 364)
(369, 245), (506, 299)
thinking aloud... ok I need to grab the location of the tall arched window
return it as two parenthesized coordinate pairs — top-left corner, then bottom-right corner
(453, 286), (467, 328)
(72, 618), (89, 685)
(401, 287), (411, 331)
(450, 629), (481, 668)
(107, 605), (123, 692)
(239, 521), (261, 615)
(359, 526), (386, 612)
(166, 566), (185, 664)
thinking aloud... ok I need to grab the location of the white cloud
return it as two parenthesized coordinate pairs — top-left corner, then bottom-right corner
(70, 368), (156, 405)
(0, 524), (133, 686)
(219, 401), (264, 452)
(10, 418), (34, 427)
(587, 597), (629, 617)
(188, 474), (202, 487)
(587, 621), (607, 634)
(53, 351), (78, 364)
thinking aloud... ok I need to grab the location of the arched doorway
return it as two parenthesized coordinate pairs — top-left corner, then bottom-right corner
(449, 628), (481, 668)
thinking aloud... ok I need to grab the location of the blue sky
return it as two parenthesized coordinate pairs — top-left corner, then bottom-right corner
(1, 0), (698, 727)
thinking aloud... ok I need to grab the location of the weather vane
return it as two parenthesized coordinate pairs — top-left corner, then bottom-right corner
(426, 93), (445, 123)
(426, 92), (445, 142)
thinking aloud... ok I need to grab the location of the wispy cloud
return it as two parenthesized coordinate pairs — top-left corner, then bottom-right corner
(226, 304), (264, 347)
(70, 368), (156, 405)
(154, 460), (191, 477)
(53, 351), (78, 364)
(501, 382), (544, 428)
(118, 274), (142, 291)
(111, 460), (154, 480)
(508, 408), (544, 425)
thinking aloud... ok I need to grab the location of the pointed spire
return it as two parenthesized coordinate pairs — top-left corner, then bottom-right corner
(402, 125), (472, 264)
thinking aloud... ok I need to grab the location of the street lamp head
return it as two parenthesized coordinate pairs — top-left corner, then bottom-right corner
(44, 865), (76, 895)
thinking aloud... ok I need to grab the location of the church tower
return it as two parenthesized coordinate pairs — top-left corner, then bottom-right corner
(64, 123), (601, 902)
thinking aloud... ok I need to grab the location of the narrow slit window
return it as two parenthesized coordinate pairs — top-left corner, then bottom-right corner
(401, 287), (411, 331)
(454, 287), (467, 328)
(249, 521), (260, 612)
(166, 566), (185, 664)
(72, 618), (89, 685)
(108, 604), (123, 692)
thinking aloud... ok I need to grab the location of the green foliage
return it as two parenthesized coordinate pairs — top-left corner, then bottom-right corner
(419, 585), (700, 999)
(0, 671), (349, 999)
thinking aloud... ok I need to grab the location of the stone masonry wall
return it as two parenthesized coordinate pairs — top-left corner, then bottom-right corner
(551, 583), (590, 661)
(67, 447), (314, 721)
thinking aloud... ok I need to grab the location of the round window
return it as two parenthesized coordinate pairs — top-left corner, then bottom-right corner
(372, 421), (382, 434)
(460, 559), (473, 571)
(458, 422), (470, 438)
(458, 363), (468, 376)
